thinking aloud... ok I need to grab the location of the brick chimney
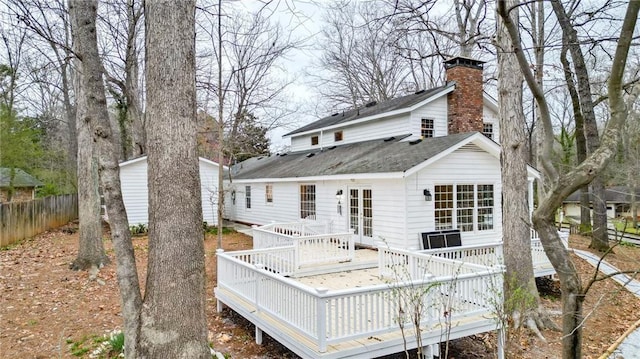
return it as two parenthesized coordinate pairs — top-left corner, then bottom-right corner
(445, 57), (485, 134)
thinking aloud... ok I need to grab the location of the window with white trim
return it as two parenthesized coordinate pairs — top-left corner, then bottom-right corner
(456, 185), (474, 232)
(434, 184), (494, 231)
(477, 185), (494, 230)
(300, 184), (316, 219)
(245, 185), (251, 209)
(311, 135), (319, 145)
(482, 123), (493, 139)
(434, 185), (453, 230)
(421, 118), (434, 138)
(265, 184), (273, 203)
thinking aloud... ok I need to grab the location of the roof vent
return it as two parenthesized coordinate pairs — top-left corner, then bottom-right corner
(384, 136), (396, 142)
(365, 101), (377, 107)
(280, 153), (287, 157)
(327, 145), (336, 150)
(306, 153), (315, 158)
(409, 139), (422, 145)
(331, 112), (339, 117)
(415, 89), (425, 94)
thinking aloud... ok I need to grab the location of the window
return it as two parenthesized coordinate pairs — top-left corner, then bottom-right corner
(311, 135), (319, 145)
(483, 123), (493, 139)
(265, 184), (273, 203)
(300, 184), (316, 219)
(434, 184), (494, 231)
(421, 118), (434, 138)
(245, 185), (251, 209)
(434, 185), (453, 230)
(334, 131), (343, 142)
(477, 185), (494, 230)
(456, 185), (474, 232)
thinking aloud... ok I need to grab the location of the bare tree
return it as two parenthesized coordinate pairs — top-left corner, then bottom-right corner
(498, 1), (639, 357)
(197, 1), (300, 247)
(495, 0), (556, 344)
(98, 0), (145, 160)
(314, 1), (415, 109)
(551, 0), (610, 251)
(389, 0), (490, 58)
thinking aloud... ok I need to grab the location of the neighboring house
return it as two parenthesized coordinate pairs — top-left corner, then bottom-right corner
(224, 57), (538, 249)
(119, 156), (223, 226)
(562, 186), (640, 220)
(0, 167), (43, 203)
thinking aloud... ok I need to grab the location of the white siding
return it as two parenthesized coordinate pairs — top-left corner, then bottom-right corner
(409, 96), (449, 140)
(290, 115), (411, 152)
(120, 157), (220, 226)
(226, 182), (300, 225)
(483, 104), (500, 143)
(405, 148), (502, 248)
(199, 161), (220, 225)
(120, 158), (148, 226)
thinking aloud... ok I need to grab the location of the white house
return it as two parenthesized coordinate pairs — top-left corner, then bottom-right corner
(119, 156), (223, 226)
(224, 57), (539, 249)
(562, 186), (639, 220)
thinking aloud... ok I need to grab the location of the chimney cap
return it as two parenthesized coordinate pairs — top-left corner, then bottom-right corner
(444, 56), (485, 70)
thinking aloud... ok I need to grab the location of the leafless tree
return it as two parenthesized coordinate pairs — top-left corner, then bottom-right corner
(498, 1), (639, 358)
(98, 0), (145, 160)
(197, 0), (301, 246)
(313, 1), (422, 110)
(495, 0), (557, 344)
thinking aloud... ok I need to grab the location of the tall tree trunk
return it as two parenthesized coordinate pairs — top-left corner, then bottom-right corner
(550, 0), (609, 251)
(496, 0), (553, 339)
(124, 0), (145, 159)
(141, 0), (210, 357)
(499, 1), (639, 357)
(558, 41), (591, 232)
(70, 9), (109, 272)
(69, 0), (142, 355)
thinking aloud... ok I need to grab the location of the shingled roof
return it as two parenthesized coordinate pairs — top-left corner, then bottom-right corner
(565, 186), (640, 204)
(284, 83), (455, 137)
(0, 168), (43, 188)
(230, 132), (492, 180)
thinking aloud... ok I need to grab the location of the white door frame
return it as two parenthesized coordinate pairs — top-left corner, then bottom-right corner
(348, 186), (373, 246)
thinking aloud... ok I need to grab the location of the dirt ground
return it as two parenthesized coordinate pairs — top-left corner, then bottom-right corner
(1, 223), (639, 358)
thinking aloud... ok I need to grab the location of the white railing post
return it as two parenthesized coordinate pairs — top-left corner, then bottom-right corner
(348, 228), (355, 260)
(254, 263), (264, 312)
(293, 238), (301, 271)
(316, 287), (328, 353)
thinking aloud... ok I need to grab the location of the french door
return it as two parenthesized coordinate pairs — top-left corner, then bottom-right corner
(349, 187), (373, 245)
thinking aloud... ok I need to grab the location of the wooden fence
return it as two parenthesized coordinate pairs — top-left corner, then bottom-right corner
(0, 194), (78, 247)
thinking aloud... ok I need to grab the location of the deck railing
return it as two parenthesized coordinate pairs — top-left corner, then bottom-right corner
(417, 242), (503, 267)
(252, 222), (355, 271)
(378, 246), (499, 280)
(216, 248), (503, 353)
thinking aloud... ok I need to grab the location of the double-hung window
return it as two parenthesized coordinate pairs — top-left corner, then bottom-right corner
(434, 184), (494, 231)
(421, 118), (434, 138)
(265, 184), (273, 203)
(245, 185), (251, 209)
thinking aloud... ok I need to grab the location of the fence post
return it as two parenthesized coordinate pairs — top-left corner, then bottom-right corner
(254, 263), (264, 313)
(316, 287), (328, 353)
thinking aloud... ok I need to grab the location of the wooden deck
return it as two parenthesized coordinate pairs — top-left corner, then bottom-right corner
(213, 224), (568, 358)
(215, 245), (505, 359)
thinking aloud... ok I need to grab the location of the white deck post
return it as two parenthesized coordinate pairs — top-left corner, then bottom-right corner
(254, 263), (264, 312)
(255, 326), (263, 345)
(497, 327), (505, 359)
(316, 287), (328, 353)
(215, 249), (225, 313)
